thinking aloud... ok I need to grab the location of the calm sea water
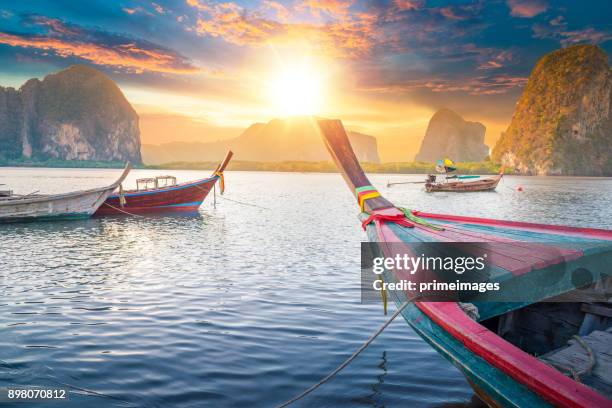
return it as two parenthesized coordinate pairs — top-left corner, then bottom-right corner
(1, 168), (611, 408)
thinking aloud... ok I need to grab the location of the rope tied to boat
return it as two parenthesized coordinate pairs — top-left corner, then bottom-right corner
(355, 185), (380, 212)
(275, 299), (412, 408)
(544, 334), (596, 382)
(102, 202), (145, 218)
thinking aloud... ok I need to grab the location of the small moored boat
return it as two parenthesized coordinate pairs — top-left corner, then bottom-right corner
(0, 164), (131, 223)
(318, 118), (612, 408)
(95, 151), (233, 216)
(425, 171), (503, 192)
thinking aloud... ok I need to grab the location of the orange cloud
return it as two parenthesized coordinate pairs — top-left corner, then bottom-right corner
(188, 0), (378, 58)
(478, 50), (513, 70)
(0, 32), (199, 74)
(394, 0), (424, 11)
(298, 0), (354, 17)
(262, 1), (291, 21)
(507, 0), (547, 18)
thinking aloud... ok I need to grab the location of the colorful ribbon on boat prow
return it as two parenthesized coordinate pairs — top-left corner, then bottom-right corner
(354, 185), (381, 212)
(361, 208), (445, 231)
(214, 171), (225, 194)
(398, 208), (445, 231)
(361, 212), (415, 230)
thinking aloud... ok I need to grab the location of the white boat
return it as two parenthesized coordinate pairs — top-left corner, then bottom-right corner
(0, 164), (131, 222)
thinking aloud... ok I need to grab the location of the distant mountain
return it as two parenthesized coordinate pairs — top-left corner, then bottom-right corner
(0, 65), (142, 163)
(415, 109), (489, 163)
(492, 45), (612, 176)
(142, 117), (380, 164)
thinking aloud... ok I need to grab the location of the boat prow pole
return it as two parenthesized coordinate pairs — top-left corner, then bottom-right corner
(111, 162), (132, 190)
(317, 118), (393, 212)
(211, 150), (234, 176)
(210, 150), (233, 195)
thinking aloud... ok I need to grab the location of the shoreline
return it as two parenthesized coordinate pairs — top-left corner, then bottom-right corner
(1, 159), (504, 175)
(2, 160), (612, 177)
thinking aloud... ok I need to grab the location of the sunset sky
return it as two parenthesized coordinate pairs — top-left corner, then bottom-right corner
(0, 0), (610, 160)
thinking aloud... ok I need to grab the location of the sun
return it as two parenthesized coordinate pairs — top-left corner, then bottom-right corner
(267, 62), (325, 116)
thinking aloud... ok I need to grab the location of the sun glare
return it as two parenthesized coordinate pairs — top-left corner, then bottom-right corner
(268, 63), (325, 116)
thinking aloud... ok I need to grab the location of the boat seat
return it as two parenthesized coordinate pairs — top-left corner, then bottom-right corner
(540, 327), (612, 398)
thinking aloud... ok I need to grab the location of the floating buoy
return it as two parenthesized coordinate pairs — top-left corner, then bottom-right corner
(516, 185), (523, 192)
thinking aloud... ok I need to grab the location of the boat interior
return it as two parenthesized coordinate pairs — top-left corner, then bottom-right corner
(135, 175), (177, 191)
(478, 277), (612, 398)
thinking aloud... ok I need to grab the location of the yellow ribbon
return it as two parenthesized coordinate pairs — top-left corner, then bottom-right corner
(214, 172), (225, 194)
(358, 191), (380, 212)
(119, 184), (126, 207)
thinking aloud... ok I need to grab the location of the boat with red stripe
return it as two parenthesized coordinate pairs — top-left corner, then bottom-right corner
(95, 151), (233, 216)
(318, 118), (612, 408)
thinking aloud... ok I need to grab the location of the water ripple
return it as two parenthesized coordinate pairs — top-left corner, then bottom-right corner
(2, 169), (609, 407)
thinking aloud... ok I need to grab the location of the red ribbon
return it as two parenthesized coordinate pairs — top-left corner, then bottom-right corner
(361, 213), (415, 231)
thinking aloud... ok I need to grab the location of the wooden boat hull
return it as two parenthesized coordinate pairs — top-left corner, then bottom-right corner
(95, 176), (217, 215)
(318, 118), (612, 408)
(0, 165), (130, 223)
(426, 174), (502, 192)
(95, 150), (233, 216)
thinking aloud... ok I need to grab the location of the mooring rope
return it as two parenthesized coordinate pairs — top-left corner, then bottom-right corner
(275, 300), (411, 408)
(190, 179), (270, 210)
(215, 194), (271, 210)
(102, 202), (145, 218)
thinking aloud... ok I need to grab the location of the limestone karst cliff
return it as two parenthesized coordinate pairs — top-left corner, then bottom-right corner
(415, 109), (489, 163)
(141, 117), (380, 164)
(0, 65), (142, 163)
(492, 45), (612, 175)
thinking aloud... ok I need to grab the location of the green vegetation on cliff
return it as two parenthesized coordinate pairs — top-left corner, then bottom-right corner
(492, 45), (612, 176)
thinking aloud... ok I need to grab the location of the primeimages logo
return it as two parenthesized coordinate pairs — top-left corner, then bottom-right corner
(372, 253), (487, 275)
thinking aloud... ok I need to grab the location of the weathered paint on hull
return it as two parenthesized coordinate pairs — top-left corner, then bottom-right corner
(0, 190), (110, 223)
(392, 292), (553, 407)
(363, 219), (553, 407)
(0, 164), (130, 223)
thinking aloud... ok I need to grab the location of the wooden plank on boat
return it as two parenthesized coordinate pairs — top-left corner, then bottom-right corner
(541, 328), (612, 399)
(581, 304), (612, 318)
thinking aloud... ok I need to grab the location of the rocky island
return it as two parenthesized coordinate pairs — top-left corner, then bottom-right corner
(142, 117), (380, 164)
(492, 45), (611, 176)
(0, 65), (142, 164)
(415, 108), (489, 163)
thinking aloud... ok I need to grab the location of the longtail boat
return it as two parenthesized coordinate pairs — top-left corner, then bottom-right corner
(318, 118), (612, 407)
(95, 151), (233, 215)
(0, 163), (131, 222)
(425, 171), (503, 192)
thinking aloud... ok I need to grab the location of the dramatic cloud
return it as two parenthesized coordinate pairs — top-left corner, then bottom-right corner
(298, 0), (354, 17)
(187, 0), (378, 58)
(0, 15), (199, 74)
(507, 0), (547, 18)
(533, 17), (612, 46)
(478, 50), (514, 70)
(360, 74), (527, 96)
(394, 0), (424, 11)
